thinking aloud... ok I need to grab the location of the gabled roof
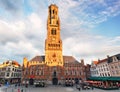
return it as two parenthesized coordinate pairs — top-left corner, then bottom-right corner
(63, 56), (79, 64)
(29, 56), (45, 62)
(97, 58), (107, 64)
(28, 55), (80, 64)
(93, 61), (98, 65)
(108, 54), (120, 63)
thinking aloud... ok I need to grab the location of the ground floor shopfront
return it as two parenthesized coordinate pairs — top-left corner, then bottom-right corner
(88, 77), (120, 90)
(22, 77), (82, 86)
(0, 78), (21, 84)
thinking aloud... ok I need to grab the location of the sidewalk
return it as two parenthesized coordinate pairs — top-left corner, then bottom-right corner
(0, 85), (28, 92)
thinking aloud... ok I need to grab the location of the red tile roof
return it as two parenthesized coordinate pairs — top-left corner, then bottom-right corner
(97, 58), (108, 64)
(93, 61), (98, 65)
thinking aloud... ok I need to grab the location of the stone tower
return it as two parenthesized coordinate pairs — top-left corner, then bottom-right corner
(45, 4), (63, 66)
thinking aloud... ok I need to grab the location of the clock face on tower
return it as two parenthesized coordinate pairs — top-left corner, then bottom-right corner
(52, 37), (56, 41)
(52, 53), (56, 58)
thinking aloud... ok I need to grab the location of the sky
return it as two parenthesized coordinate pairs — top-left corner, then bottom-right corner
(0, 0), (120, 65)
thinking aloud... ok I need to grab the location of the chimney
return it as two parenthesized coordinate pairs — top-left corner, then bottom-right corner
(107, 55), (110, 58)
(81, 59), (84, 65)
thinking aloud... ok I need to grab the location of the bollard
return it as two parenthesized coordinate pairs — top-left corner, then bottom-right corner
(12, 88), (14, 92)
(5, 88), (7, 92)
(21, 89), (23, 92)
(25, 88), (26, 92)
(92, 86), (94, 90)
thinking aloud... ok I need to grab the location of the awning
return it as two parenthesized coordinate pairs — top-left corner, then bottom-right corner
(88, 77), (108, 81)
(108, 77), (120, 81)
(88, 77), (120, 81)
(85, 80), (98, 83)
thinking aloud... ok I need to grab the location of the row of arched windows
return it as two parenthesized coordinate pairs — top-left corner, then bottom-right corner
(48, 44), (60, 47)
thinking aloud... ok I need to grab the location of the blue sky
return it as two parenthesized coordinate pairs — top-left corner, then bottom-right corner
(0, 0), (120, 64)
(93, 15), (120, 37)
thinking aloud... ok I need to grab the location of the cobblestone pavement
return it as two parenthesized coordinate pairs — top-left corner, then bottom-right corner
(0, 85), (120, 92)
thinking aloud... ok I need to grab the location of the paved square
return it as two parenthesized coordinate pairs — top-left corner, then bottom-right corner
(0, 85), (120, 92)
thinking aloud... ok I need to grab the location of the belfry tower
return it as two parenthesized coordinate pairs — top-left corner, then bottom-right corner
(45, 4), (63, 66)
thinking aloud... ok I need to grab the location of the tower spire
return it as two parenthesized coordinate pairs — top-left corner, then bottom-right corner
(45, 4), (63, 66)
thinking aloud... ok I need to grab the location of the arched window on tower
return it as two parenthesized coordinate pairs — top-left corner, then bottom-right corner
(53, 10), (54, 14)
(56, 20), (58, 24)
(51, 28), (56, 35)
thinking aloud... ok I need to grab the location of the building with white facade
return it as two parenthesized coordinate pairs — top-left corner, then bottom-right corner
(108, 54), (120, 77)
(97, 59), (111, 77)
(0, 60), (22, 84)
(90, 61), (99, 77)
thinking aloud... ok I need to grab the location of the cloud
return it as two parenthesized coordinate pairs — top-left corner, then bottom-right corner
(0, 20), (25, 44)
(0, 12), (45, 63)
(0, 0), (120, 64)
(60, 0), (120, 27)
(63, 35), (120, 64)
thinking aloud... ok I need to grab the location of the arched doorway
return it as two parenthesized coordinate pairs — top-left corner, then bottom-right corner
(75, 78), (79, 84)
(52, 71), (58, 85)
(29, 78), (34, 85)
(52, 78), (58, 85)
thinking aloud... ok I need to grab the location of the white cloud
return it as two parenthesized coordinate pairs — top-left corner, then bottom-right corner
(5, 41), (40, 56)
(0, 13), (45, 63)
(27, 13), (42, 29)
(63, 35), (120, 64)
(0, 20), (25, 44)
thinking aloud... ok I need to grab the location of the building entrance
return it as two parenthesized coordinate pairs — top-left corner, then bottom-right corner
(52, 71), (58, 85)
(52, 78), (58, 85)
(29, 78), (34, 85)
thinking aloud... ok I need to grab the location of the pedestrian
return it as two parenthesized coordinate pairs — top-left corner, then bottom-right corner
(92, 86), (94, 90)
(21, 89), (23, 92)
(15, 84), (17, 88)
(12, 88), (14, 92)
(78, 87), (81, 91)
(25, 84), (28, 88)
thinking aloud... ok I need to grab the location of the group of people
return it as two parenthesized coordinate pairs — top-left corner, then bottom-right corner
(76, 83), (94, 91)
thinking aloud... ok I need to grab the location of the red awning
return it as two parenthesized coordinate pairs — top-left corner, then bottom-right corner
(29, 75), (35, 78)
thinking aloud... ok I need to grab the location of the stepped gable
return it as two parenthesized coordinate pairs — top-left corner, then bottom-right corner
(29, 55), (45, 62)
(108, 54), (120, 63)
(116, 54), (120, 60)
(63, 56), (79, 64)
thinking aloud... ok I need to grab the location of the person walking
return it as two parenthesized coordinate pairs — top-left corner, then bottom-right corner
(91, 85), (94, 90)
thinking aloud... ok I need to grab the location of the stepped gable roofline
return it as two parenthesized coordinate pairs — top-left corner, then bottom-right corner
(97, 58), (108, 64)
(63, 56), (79, 64)
(108, 53), (120, 63)
(2, 60), (21, 67)
(114, 53), (120, 61)
(5, 60), (20, 65)
(116, 54), (120, 60)
(29, 55), (45, 62)
(12, 61), (21, 66)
